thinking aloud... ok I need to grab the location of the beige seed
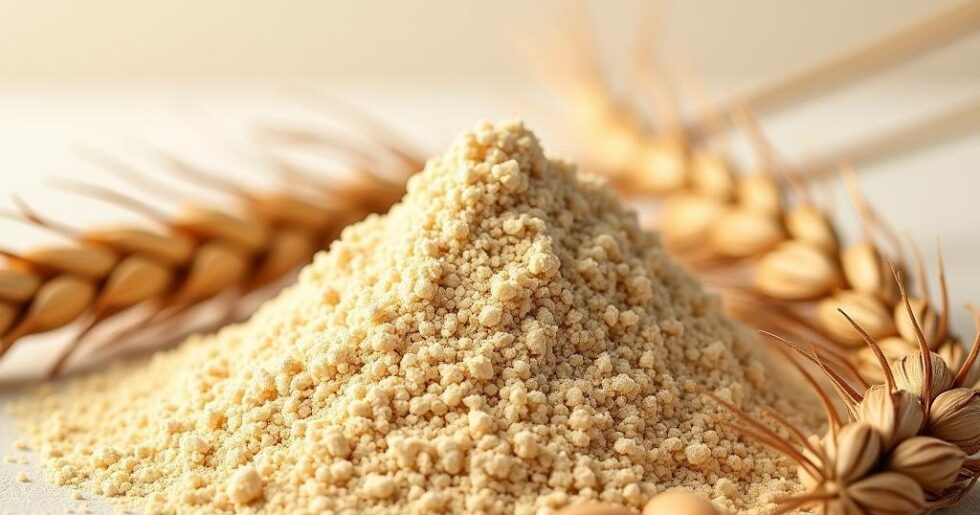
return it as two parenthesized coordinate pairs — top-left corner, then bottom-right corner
(16, 246), (117, 280)
(736, 173), (781, 215)
(690, 152), (734, 200)
(817, 290), (895, 346)
(754, 241), (841, 300)
(660, 194), (725, 249)
(886, 436), (965, 492)
(97, 256), (172, 310)
(633, 139), (687, 194)
(171, 242), (248, 303)
(785, 204), (838, 254)
(926, 388), (980, 454)
(709, 207), (785, 258)
(249, 193), (330, 230)
(841, 242), (895, 302)
(14, 276), (95, 335)
(174, 206), (268, 252)
(0, 269), (41, 303)
(250, 228), (316, 289)
(83, 227), (194, 266)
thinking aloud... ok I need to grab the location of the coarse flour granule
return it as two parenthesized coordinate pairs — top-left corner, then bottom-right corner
(11, 121), (815, 514)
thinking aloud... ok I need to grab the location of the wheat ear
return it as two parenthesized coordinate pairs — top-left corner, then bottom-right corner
(532, 28), (974, 378)
(0, 126), (418, 377)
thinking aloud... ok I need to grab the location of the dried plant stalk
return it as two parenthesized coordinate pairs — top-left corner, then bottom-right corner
(529, 15), (975, 381)
(0, 118), (420, 376)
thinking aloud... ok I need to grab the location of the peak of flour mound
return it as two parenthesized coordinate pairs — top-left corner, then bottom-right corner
(13, 121), (810, 515)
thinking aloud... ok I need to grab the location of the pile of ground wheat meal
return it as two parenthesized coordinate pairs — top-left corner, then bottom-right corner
(11, 121), (816, 514)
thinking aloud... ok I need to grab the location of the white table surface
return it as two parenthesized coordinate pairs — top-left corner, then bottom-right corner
(0, 79), (978, 513)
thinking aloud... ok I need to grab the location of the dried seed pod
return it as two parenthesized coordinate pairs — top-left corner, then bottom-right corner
(892, 351), (954, 402)
(926, 388), (980, 454)
(11, 246), (117, 280)
(736, 173), (781, 215)
(886, 436), (966, 493)
(689, 152), (734, 200)
(857, 337), (916, 383)
(846, 471), (926, 514)
(829, 422), (882, 483)
(818, 290), (895, 346)
(894, 298), (940, 349)
(937, 339), (966, 374)
(785, 204), (838, 254)
(0, 269), (41, 303)
(709, 207), (785, 258)
(754, 241), (842, 300)
(856, 385), (923, 449)
(633, 140), (687, 194)
(661, 194), (725, 249)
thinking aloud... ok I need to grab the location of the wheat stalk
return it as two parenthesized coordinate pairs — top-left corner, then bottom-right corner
(0, 111), (420, 377)
(527, 13), (979, 387)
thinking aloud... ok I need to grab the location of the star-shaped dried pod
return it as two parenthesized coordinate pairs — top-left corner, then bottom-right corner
(844, 471), (927, 514)
(892, 350), (954, 403)
(886, 435), (967, 493)
(926, 388), (980, 455)
(857, 384), (924, 450)
(827, 422), (882, 484)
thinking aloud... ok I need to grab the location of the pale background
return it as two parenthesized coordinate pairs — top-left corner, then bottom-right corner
(0, 0), (979, 513)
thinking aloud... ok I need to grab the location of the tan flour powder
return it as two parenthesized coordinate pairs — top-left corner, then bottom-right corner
(11, 121), (814, 514)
